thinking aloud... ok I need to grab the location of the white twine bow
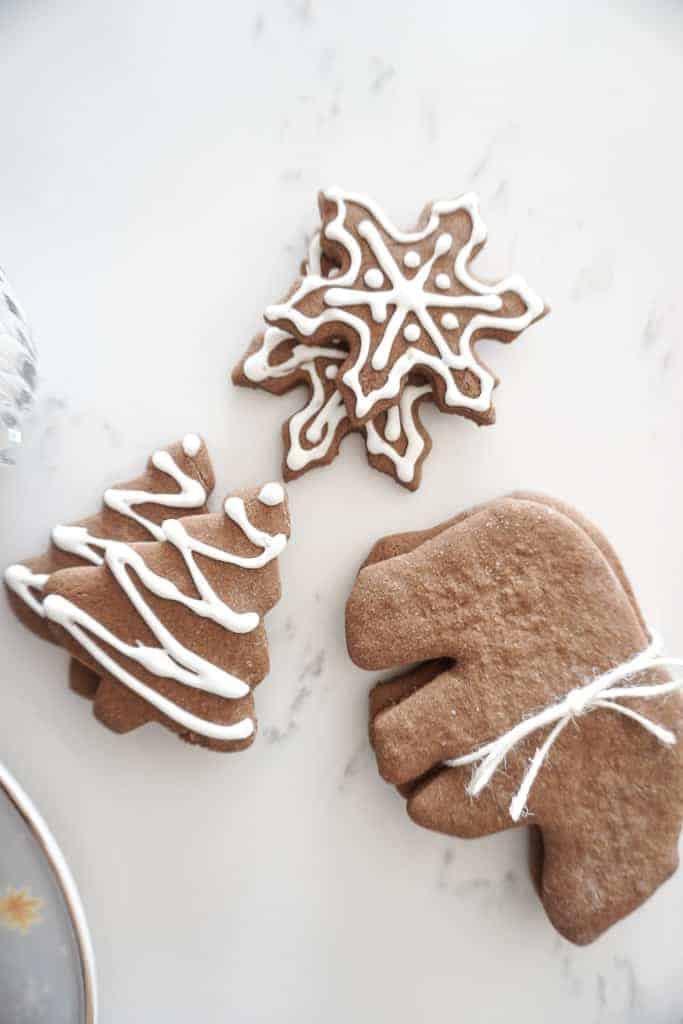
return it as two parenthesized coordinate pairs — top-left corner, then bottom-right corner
(444, 633), (683, 823)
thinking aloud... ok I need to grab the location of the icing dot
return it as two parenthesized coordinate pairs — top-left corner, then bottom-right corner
(403, 250), (420, 269)
(441, 313), (459, 331)
(258, 482), (285, 507)
(435, 273), (451, 290)
(243, 355), (267, 382)
(325, 365), (339, 380)
(364, 268), (384, 289)
(182, 434), (202, 457)
(403, 323), (420, 343)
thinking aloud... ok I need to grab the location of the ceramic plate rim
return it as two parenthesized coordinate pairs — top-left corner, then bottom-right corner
(0, 759), (98, 1024)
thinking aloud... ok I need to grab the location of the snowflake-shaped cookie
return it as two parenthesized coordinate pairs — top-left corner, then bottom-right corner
(265, 189), (547, 425)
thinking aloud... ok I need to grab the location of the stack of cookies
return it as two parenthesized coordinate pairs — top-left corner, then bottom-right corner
(233, 188), (547, 490)
(4, 436), (291, 752)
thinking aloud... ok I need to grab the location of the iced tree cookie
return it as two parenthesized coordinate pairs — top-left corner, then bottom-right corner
(346, 493), (683, 943)
(41, 483), (290, 751)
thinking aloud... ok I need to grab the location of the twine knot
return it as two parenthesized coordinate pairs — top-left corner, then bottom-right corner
(445, 633), (683, 822)
(565, 687), (589, 716)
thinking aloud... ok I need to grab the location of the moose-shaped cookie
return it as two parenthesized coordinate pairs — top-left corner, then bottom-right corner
(346, 492), (683, 944)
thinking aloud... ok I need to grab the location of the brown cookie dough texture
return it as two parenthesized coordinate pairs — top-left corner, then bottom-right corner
(346, 493), (683, 944)
(233, 188), (547, 490)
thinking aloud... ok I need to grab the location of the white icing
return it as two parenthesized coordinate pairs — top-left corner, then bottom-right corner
(103, 450), (206, 542)
(241, 326), (430, 483)
(51, 525), (104, 567)
(242, 234), (353, 472)
(242, 328), (348, 473)
(403, 323), (420, 343)
(243, 327), (344, 385)
(258, 482), (285, 507)
(365, 383), (431, 483)
(182, 433), (202, 457)
(306, 232), (323, 276)
(244, 235), (435, 484)
(403, 250), (420, 268)
(4, 564), (49, 618)
(441, 313), (459, 331)
(265, 189), (545, 421)
(384, 407), (401, 443)
(5, 443), (207, 618)
(364, 268), (384, 289)
(43, 495), (288, 742)
(435, 273), (451, 290)
(297, 381), (347, 453)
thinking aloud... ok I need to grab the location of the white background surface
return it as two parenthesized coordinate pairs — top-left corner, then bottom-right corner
(1, 1), (683, 1020)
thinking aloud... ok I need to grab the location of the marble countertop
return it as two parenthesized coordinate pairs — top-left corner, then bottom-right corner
(1, 1), (682, 1020)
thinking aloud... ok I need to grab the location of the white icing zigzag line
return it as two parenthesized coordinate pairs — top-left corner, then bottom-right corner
(4, 437), (207, 613)
(244, 326), (348, 473)
(42, 489), (287, 743)
(243, 326), (345, 385)
(266, 189), (545, 421)
(286, 372), (347, 473)
(4, 565), (49, 618)
(247, 233), (435, 481)
(365, 383), (431, 484)
(243, 327), (430, 480)
(102, 446), (206, 549)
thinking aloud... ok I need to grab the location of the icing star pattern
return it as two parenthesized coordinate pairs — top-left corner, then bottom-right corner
(266, 188), (546, 424)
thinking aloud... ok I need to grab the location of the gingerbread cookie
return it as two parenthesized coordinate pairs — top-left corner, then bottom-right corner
(346, 493), (683, 944)
(40, 482), (290, 751)
(266, 189), (547, 425)
(235, 190), (547, 490)
(234, 232), (435, 490)
(5, 435), (214, 700)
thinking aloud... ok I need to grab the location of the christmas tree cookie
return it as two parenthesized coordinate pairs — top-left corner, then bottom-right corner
(42, 483), (290, 751)
(5, 439), (291, 751)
